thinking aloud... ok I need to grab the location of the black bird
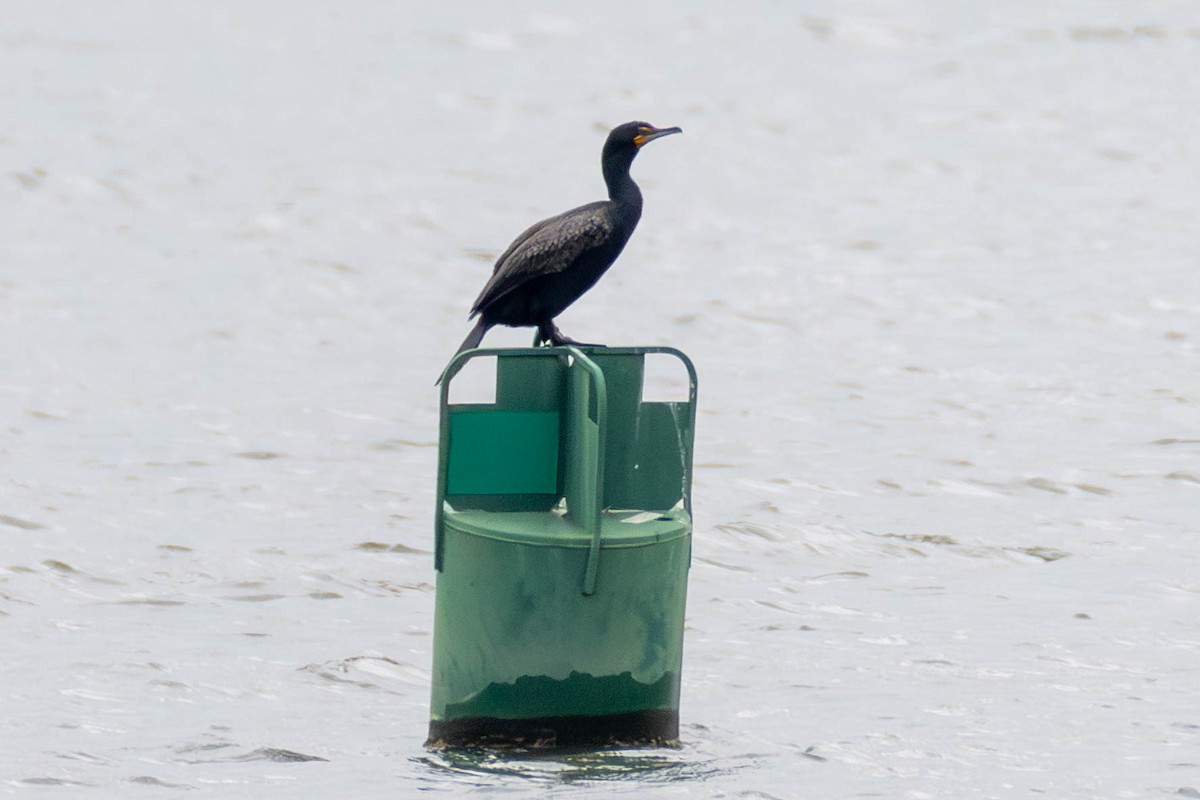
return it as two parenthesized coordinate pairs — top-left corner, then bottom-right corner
(440, 121), (681, 381)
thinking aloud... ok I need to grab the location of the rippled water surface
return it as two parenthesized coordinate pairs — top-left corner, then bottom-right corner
(4, 1), (1199, 797)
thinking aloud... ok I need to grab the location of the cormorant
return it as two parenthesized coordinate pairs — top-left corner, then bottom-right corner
(439, 120), (681, 382)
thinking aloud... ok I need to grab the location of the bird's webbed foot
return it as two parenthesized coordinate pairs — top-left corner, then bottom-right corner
(535, 321), (605, 349)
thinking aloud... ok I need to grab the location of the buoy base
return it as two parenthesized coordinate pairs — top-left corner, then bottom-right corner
(425, 709), (679, 751)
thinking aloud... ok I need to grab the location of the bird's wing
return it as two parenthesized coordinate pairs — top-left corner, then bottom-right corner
(469, 203), (615, 317)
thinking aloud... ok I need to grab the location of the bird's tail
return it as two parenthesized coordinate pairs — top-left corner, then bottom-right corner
(436, 318), (489, 385)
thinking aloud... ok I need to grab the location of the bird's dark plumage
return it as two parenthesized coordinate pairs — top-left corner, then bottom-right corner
(439, 121), (681, 383)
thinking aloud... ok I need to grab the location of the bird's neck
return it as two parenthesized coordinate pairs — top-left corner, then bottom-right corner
(603, 154), (642, 209)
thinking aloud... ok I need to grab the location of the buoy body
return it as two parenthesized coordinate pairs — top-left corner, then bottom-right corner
(428, 347), (696, 749)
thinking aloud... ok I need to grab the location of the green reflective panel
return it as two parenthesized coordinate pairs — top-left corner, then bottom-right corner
(446, 410), (560, 495)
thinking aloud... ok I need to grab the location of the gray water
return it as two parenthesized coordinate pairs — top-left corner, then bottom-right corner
(3, 1), (1199, 797)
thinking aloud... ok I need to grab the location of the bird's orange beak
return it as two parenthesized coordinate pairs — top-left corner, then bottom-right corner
(633, 125), (683, 147)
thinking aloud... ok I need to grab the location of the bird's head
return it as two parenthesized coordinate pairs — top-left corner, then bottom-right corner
(600, 121), (682, 194)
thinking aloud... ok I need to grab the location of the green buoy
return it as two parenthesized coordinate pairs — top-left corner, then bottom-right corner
(428, 346), (697, 749)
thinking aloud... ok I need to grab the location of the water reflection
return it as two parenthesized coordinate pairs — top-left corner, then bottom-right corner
(416, 743), (725, 786)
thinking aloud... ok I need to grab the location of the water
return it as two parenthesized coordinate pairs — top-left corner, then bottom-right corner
(3, 1), (1199, 797)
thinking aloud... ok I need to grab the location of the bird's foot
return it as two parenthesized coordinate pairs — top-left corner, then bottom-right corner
(535, 323), (605, 349)
(552, 335), (605, 348)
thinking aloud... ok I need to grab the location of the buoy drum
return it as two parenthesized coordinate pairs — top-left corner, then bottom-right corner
(429, 514), (690, 744)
